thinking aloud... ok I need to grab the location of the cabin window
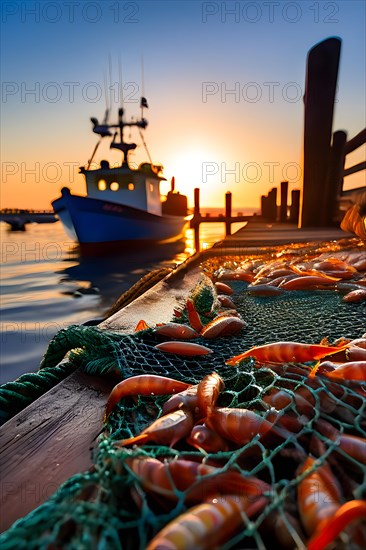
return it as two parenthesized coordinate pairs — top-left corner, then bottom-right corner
(128, 183), (135, 191)
(149, 183), (154, 192)
(98, 179), (107, 191)
(110, 182), (119, 191)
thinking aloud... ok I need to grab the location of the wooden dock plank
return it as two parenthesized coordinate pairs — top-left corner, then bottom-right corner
(0, 264), (203, 533)
(0, 370), (115, 533)
(215, 220), (353, 248)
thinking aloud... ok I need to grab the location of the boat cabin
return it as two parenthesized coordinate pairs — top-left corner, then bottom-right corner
(80, 161), (166, 216)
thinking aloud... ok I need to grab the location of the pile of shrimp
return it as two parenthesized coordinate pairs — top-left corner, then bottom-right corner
(212, 245), (366, 303)
(104, 335), (366, 549)
(101, 244), (366, 549)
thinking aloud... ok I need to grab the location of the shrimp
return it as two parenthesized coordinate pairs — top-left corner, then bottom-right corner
(247, 284), (284, 296)
(187, 424), (230, 453)
(281, 275), (339, 290)
(200, 316), (246, 339)
(307, 500), (366, 550)
(186, 298), (203, 332)
(146, 494), (267, 550)
(162, 385), (199, 416)
(297, 456), (342, 536)
(205, 407), (279, 445)
(214, 281), (233, 295)
(217, 294), (237, 309)
(343, 288), (366, 303)
(226, 341), (348, 366)
(196, 372), (224, 417)
(134, 319), (150, 331)
(154, 322), (200, 340)
(155, 341), (213, 356)
(323, 361), (366, 381)
(104, 375), (192, 421)
(125, 456), (269, 503)
(118, 408), (194, 447)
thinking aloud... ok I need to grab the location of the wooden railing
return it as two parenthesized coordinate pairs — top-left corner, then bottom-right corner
(327, 127), (366, 222)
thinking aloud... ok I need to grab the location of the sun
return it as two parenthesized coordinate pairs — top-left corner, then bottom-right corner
(161, 148), (222, 205)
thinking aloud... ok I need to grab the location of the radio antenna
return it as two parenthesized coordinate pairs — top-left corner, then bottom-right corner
(118, 55), (124, 109)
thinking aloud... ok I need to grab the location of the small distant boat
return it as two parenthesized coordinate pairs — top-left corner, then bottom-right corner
(52, 99), (188, 253)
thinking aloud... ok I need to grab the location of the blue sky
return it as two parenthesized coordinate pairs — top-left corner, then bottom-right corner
(1, 0), (365, 208)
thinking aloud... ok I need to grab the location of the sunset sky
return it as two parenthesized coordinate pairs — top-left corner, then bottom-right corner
(1, 0), (365, 210)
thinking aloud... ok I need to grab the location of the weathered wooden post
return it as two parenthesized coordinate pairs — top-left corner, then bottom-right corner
(193, 187), (200, 252)
(280, 181), (289, 222)
(300, 37), (342, 227)
(261, 195), (267, 218)
(268, 188), (277, 221)
(289, 190), (301, 224)
(225, 191), (232, 235)
(325, 130), (347, 224)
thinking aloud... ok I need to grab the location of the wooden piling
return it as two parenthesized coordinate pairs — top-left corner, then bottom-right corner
(280, 181), (289, 222)
(225, 192), (232, 235)
(300, 37), (341, 227)
(325, 130), (347, 224)
(193, 187), (200, 251)
(289, 189), (300, 224)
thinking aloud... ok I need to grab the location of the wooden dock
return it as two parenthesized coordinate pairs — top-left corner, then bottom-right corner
(0, 219), (359, 533)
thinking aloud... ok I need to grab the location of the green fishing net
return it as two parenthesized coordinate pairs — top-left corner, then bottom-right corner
(1, 247), (366, 549)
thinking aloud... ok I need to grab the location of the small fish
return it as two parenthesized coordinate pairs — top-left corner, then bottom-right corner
(155, 341), (213, 356)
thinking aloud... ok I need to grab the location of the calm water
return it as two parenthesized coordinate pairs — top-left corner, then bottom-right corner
(1, 215), (249, 384)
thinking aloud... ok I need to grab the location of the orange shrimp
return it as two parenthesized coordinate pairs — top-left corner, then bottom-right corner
(118, 408), (194, 447)
(217, 294), (237, 309)
(316, 419), (366, 465)
(146, 494), (267, 550)
(125, 456), (269, 503)
(155, 341), (213, 356)
(186, 298), (203, 332)
(205, 407), (279, 445)
(134, 319), (150, 331)
(297, 456), (342, 536)
(162, 385), (199, 416)
(187, 423), (230, 453)
(323, 361), (366, 381)
(196, 372), (224, 417)
(200, 316), (246, 339)
(226, 341), (348, 366)
(214, 281), (233, 295)
(104, 375), (192, 421)
(247, 284), (284, 296)
(281, 275), (339, 290)
(307, 500), (366, 550)
(154, 322), (200, 340)
(343, 288), (366, 302)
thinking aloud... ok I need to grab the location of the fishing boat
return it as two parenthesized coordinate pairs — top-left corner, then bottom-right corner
(52, 99), (188, 253)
